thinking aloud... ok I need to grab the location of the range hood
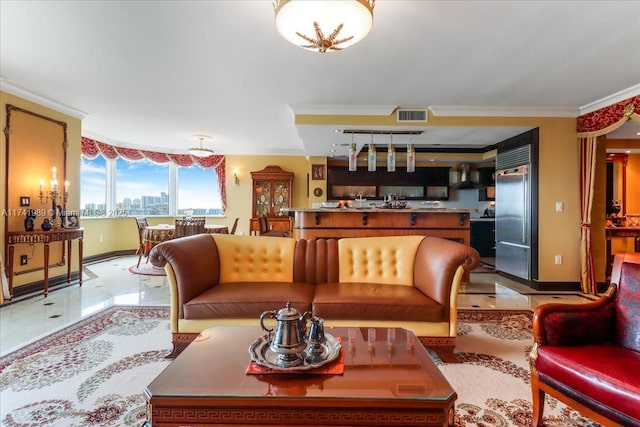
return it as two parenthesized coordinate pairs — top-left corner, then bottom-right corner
(451, 163), (484, 190)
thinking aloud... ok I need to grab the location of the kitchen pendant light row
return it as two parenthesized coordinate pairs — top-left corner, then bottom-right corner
(348, 132), (415, 172)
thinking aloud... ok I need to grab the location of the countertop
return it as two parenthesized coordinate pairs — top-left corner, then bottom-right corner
(283, 207), (478, 214)
(470, 217), (496, 222)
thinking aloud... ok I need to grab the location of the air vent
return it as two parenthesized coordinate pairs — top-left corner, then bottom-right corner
(397, 109), (428, 122)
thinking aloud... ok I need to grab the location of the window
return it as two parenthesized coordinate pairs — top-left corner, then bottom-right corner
(177, 165), (223, 216)
(80, 154), (107, 217)
(116, 157), (169, 216)
(80, 156), (223, 217)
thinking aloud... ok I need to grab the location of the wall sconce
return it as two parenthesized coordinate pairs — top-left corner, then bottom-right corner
(39, 166), (69, 204)
(232, 169), (240, 186)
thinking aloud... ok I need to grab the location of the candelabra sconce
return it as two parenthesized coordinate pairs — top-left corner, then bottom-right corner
(39, 166), (69, 205)
(233, 169), (240, 187)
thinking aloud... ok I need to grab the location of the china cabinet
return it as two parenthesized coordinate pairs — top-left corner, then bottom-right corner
(250, 165), (293, 235)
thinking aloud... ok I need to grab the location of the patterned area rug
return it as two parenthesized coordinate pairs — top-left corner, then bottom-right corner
(0, 307), (601, 426)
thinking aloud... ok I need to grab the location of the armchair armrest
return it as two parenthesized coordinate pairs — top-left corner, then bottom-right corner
(532, 284), (617, 347)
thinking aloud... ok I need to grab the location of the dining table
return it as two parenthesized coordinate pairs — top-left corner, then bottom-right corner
(142, 224), (229, 257)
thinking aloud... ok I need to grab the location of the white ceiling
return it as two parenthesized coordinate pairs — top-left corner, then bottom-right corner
(1, 1), (639, 158)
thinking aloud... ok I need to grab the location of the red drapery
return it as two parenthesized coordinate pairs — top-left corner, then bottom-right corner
(577, 95), (640, 294)
(81, 137), (227, 210)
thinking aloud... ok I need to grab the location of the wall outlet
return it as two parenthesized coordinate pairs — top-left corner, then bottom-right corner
(99, 234), (104, 243)
(20, 255), (28, 265)
(554, 255), (563, 265)
(555, 201), (564, 212)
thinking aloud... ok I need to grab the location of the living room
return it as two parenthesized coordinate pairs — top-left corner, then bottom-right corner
(1, 1), (640, 426)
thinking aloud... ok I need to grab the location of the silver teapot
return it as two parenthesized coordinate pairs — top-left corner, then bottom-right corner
(260, 302), (311, 367)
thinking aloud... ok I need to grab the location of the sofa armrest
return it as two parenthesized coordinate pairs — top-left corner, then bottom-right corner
(413, 237), (480, 305)
(149, 234), (221, 320)
(532, 284), (617, 347)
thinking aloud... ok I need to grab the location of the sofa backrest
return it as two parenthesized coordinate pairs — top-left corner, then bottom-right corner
(212, 234), (296, 283)
(337, 236), (424, 286)
(616, 259), (640, 352)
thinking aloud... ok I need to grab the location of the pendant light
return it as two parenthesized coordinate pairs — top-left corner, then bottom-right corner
(348, 133), (357, 171)
(367, 133), (376, 172)
(387, 134), (396, 172)
(189, 135), (215, 158)
(407, 134), (415, 172)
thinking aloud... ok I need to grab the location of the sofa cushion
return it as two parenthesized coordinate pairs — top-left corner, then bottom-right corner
(338, 236), (424, 286)
(183, 282), (315, 319)
(213, 234), (296, 284)
(312, 282), (444, 322)
(536, 344), (640, 421)
(616, 261), (640, 352)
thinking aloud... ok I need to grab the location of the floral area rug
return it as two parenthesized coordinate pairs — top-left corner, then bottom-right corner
(0, 307), (602, 427)
(0, 306), (172, 426)
(443, 310), (601, 427)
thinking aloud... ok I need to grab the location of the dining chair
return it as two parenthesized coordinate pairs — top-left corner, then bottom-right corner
(175, 216), (206, 238)
(230, 217), (239, 235)
(258, 215), (289, 237)
(135, 217), (149, 267)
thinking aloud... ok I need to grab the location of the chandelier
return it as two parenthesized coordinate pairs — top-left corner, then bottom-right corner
(273, 0), (375, 53)
(188, 135), (214, 158)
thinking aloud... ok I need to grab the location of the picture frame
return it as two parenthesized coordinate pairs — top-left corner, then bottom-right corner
(67, 214), (79, 228)
(311, 164), (325, 181)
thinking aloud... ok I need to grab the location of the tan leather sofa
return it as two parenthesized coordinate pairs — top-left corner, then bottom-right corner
(150, 234), (479, 361)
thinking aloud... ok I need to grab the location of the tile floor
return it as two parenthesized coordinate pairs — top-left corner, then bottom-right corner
(0, 255), (598, 356)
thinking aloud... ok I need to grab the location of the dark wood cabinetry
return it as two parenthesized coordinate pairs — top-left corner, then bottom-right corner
(327, 166), (450, 201)
(471, 220), (495, 257)
(478, 167), (496, 201)
(250, 166), (293, 235)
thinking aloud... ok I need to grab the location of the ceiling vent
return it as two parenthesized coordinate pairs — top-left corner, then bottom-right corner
(396, 109), (428, 123)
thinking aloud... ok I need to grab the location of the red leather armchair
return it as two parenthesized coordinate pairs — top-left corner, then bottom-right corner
(530, 252), (640, 427)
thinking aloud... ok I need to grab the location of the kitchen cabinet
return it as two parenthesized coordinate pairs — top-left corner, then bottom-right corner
(478, 167), (496, 201)
(250, 165), (293, 235)
(327, 166), (450, 201)
(471, 220), (495, 257)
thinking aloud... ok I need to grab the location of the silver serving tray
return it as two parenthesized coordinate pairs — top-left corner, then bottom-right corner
(249, 333), (341, 371)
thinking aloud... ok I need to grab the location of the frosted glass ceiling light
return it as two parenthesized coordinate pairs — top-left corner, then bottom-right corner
(189, 135), (214, 158)
(273, 0), (375, 53)
(387, 134), (396, 172)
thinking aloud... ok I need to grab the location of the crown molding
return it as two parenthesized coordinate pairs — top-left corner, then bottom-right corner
(429, 106), (578, 118)
(0, 81), (89, 119)
(578, 83), (640, 116)
(290, 104), (398, 116)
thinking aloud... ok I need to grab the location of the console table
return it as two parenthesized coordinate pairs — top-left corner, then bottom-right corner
(6, 227), (84, 298)
(605, 226), (640, 279)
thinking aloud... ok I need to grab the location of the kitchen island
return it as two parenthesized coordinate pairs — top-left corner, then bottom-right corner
(284, 207), (477, 245)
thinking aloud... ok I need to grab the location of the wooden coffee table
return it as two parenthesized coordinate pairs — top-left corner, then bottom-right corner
(145, 326), (456, 426)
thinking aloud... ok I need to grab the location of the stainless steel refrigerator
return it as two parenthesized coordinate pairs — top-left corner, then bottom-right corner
(495, 162), (531, 280)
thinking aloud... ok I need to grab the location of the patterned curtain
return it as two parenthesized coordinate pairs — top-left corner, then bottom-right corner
(576, 96), (640, 293)
(81, 137), (227, 210)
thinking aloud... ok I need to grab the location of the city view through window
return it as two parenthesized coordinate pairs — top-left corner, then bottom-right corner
(80, 156), (223, 217)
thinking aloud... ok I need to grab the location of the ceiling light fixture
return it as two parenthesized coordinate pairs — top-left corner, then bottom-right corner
(387, 133), (396, 172)
(188, 135), (214, 158)
(273, 0), (375, 53)
(348, 133), (357, 171)
(407, 133), (415, 173)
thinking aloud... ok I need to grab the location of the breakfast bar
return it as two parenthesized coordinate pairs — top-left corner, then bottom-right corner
(284, 207), (476, 245)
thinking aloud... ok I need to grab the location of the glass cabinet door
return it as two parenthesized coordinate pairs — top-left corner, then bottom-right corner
(272, 181), (290, 216)
(254, 180), (272, 217)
